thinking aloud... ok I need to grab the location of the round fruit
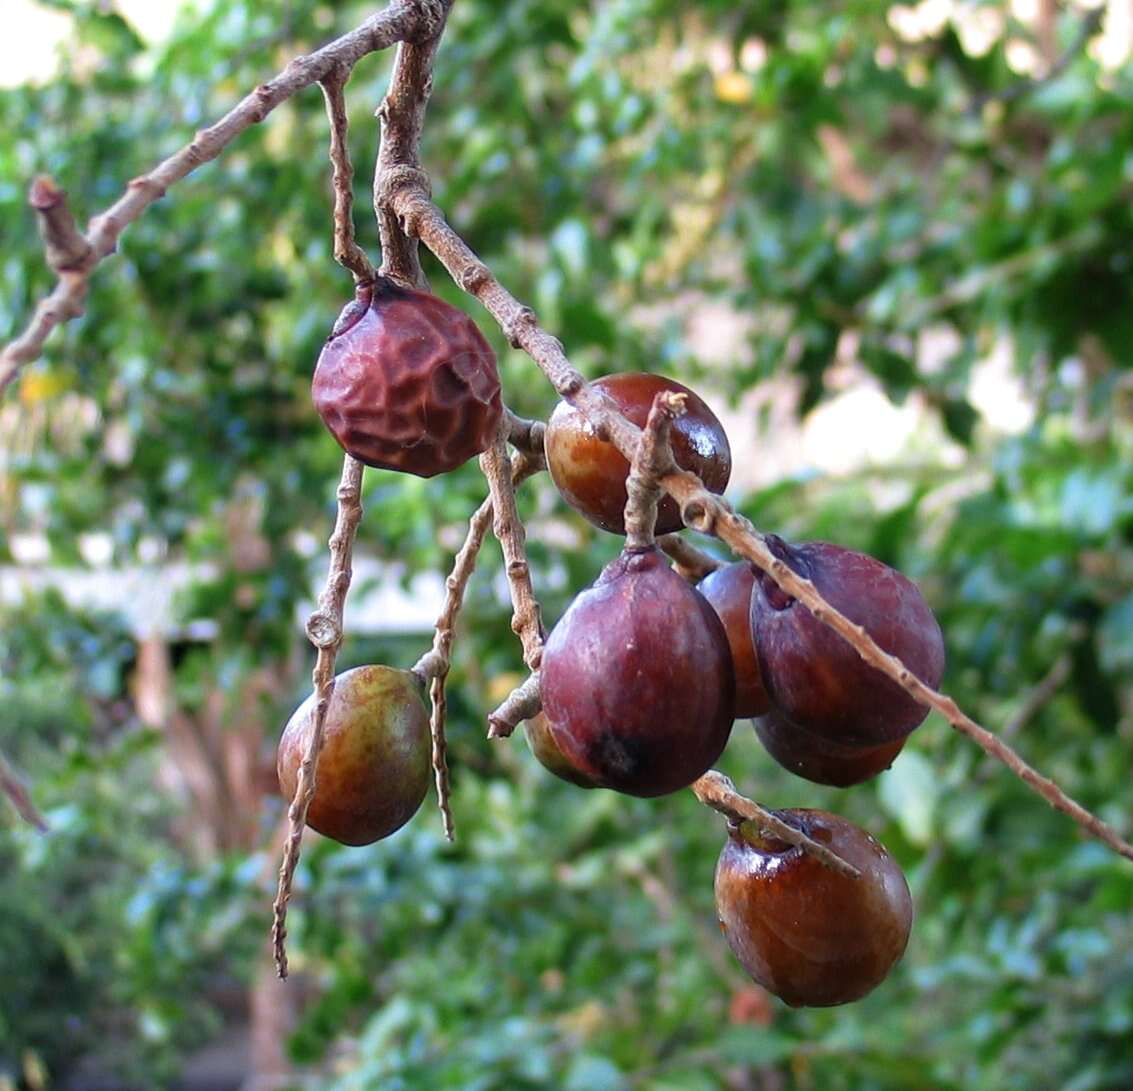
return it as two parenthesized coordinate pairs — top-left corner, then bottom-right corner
(523, 712), (598, 789)
(750, 536), (945, 748)
(276, 665), (431, 846)
(541, 546), (735, 796)
(714, 809), (913, 1007)
(544, 373), (731, 535)
(312, 277), (502, 477)
(697, 562), (770, 718)
(752, 711), (906, 787)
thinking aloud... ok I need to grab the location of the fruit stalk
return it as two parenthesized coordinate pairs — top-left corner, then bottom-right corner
(413, 446), (545, 828)
(319, 67), (376, 283)
(692, 772), (860, 879)
(481, 427), (545, 675)
(658, 534), (722, 582)
(271, 454), (364, 978)
(623, 391), (687, 550)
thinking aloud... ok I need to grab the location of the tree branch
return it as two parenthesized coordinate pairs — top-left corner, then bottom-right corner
(411, 447), (545, 835)
(481, 425), (545, 675)
(373, 2), (453, 287)
(391, 182), (1133, 865)
(320, 68), (376, 283)
(271, 455), (364, 978)
(0, 0), (429, 394)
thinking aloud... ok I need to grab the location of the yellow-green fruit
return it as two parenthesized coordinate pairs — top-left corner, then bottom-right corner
(277, 665), (431, 846)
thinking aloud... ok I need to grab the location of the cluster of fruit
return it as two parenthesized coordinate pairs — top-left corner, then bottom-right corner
(279, 282), (945, 1007)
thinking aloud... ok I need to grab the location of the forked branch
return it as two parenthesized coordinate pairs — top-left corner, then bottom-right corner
(271, 454), (364, 978)
(1, 0), (432, 393)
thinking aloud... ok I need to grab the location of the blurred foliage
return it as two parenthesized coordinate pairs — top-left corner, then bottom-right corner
(1, 0), (1132, 1089)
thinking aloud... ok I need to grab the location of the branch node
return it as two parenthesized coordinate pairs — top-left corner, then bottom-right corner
(503, 307), (536, 349)
(488, 672), (542, 739)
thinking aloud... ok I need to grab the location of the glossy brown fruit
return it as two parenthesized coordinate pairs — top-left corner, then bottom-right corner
(752, 710), (906, 787)
(312, 277), (502, 477)
(541, 546), (735, 796)
(523, 712), (598, 789)
(750, 536), (945, 748)
(276, 665), (431, 846)
(697, 562), (770, 718)
(544, 373), (731, 535)
(715, 809), (913, 1007)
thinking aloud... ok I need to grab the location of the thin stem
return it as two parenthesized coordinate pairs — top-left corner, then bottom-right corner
(428, 673), (455, 841)
(487, 671), (542, 740)
(657, 534), (722, 582)
(623, 391), (686, 550)
(319, 68), (376, 283)
(690, 771), (860, 879)
(373, 2), (453, 286)
(410, 447), (545, 834)
(271, 455), (364, 978)
(481, 426), (545, 677)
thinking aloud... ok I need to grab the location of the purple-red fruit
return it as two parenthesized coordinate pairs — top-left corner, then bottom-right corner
(312, 277), (502, 477)
(750, 537), (945, 749)
(697, 562), (771, 718)
(523, 712), (598, 789)
(752, 711), (906, 788)
(544, 373), (731, 535)
(715, 809), (913, 1007)
(541, 546), (735, 796)
(276, 665), (431, 846)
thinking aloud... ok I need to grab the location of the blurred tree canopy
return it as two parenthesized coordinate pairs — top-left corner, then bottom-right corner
(1, 1), (1131, 1089)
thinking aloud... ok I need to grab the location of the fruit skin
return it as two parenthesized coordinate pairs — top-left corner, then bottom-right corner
(544, 373), (731, 535)
(752, 711), (906, 787)
(523, 713), (598, 789)
(750, 536), (945, 748)
(541, 546), (735, 797)
(276, 665), (431, 846)
(697, 562), (770, 718)
(714, 809), (913, 1007)
(312, 278), (502, 478)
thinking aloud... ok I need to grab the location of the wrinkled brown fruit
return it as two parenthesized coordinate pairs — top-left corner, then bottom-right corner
(752, 711), (906, 787)
(544, 372), (731, 534)
(715, 809), (913, 1007)
(541, 546), (735, 796)
(312, 277), (502, 477)
(750, 536), (945, 748)
(276, 665), (431, 846)
(523, 712), (598, 789)
(697, 561), (771, 718)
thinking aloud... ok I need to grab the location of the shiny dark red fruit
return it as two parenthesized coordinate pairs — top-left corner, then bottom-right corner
(523, 712), (598, 789)
(715, 809), (913, 1007)
(312, 277), (502, 477)
(752, 711), (906, 787)
(544, 373), (731, 535)
(276, 665), (431, 846)
(750, 536), (945, 749)
(541, 546), (735, 796)
(697, 562), (770, 718)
